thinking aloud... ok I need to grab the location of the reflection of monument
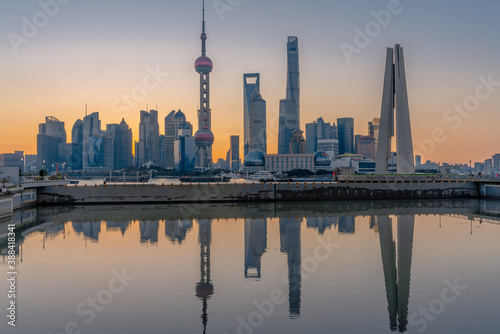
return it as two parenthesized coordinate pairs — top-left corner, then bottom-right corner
(139, 220), (159, 244)
(244, 218), (267, 279)
(165, 219), (193, 244)
(196, 219), (214, 334)
(280, 217), (301, 318)
(369, 216), (379, 233)
(378, 215), (415, 332)
(72, 221), (101, 241)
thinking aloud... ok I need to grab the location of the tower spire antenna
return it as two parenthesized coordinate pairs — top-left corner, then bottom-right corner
(201, 0), (207, 56)
(194, 0), (214, 168)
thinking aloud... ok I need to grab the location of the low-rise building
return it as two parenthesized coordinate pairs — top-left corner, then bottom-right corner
(0, 151), (24, 173)
(265, 154), (314, 173)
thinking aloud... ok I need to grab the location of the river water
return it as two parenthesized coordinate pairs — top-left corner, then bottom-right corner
(1, 199), (499, 334)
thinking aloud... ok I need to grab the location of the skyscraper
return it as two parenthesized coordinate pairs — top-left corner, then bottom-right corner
(357, 136), (377, 160)
(102, 136), (114, 171)
(278, 36), (300, 154)
(82, 112), (101, 170)
(492, 154), (500, 173)
(415, 155), (422, 169)
(164, 110), (175, 167)
(305, 122), (318, 154)
(375, 44), (415, 174)
(106, 119), (133, 170)
(159, 134), (166, 168)
(72, 119), (83, 146)
(316, 117), (331, 140)
(317, 139), (339, 159)
(306, 118), (337, 154)
(337, 117), (354, 155)
(354, 134), (362, 154)
(67, 119), (84, 171)
(368, 118), (380, 142)
(230, 135), (240, 172)
(174, 123), (196, 172)
(134, 142), (139, 167)
(37, 116), (67, 171)
(244, 73), (267, 156)
(138, 109), (160, 166)
(165, 110), (189, 168)
(330, 123), (338, 141)
(484, 158), (493, 174)
(194, 1), (215, 168)
(58, 144), (82, 171)
(289, 130), (306, 154)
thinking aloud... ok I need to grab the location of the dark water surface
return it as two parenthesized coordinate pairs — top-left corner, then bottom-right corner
(1, 199), (499, 334)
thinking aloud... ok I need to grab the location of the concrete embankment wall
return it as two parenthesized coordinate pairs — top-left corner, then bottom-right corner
(0, 194), (14, 220)
(37, 181), (479, 205)
(0, 188), (37, 221)
(480, 184), (500, 199)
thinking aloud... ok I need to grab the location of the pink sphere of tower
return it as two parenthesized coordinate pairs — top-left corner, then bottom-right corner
(195, 56), (213, 74)
(194, 129), (215, 148)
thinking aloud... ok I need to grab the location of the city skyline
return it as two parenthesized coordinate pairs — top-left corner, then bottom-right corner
(1, 0), (500, 164)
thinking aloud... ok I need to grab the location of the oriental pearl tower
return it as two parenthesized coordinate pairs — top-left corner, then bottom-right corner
(194, 0), (214, 168)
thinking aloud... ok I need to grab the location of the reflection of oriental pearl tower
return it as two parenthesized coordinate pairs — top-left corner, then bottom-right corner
(196, 219), (213, 334)
(194, 0), (214, 168)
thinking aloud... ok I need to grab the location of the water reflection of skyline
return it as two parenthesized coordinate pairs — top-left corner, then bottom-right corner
(280, 217), (302, 318)
(244, 218), (267, 279)
(106, 221), (130, 235)
(165, 219), (193, 244)
(72, 221), (100, 241)
(2, 199), (500, 333)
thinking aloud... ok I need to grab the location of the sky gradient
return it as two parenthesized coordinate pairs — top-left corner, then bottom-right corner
(1, 0), (499, 164)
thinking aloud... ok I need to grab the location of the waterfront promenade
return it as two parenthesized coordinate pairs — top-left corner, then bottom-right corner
(36, 176), (500, 205)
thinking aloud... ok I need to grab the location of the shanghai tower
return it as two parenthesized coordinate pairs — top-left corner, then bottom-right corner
(278, 36), (300, 154)
(194, 0), (214, 168)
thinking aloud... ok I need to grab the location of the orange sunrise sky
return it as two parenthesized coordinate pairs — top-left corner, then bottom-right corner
(1, 0), (499, 164)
